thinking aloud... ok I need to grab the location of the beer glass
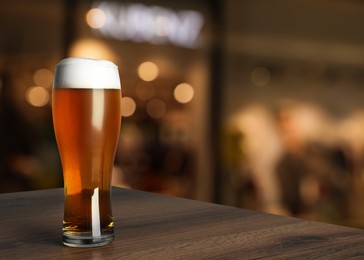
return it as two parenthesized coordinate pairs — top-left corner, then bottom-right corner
(52, 57), (121, 247)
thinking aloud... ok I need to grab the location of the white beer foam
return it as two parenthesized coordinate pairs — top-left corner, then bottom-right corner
(53, 57), (121, 89)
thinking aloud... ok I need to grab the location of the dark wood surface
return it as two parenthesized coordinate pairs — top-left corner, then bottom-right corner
(1, 188), (364, 259)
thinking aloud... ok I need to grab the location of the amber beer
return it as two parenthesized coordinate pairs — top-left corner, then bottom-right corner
(52, 57), (121, 247)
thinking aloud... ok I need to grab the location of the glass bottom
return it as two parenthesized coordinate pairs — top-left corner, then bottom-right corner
(63, 231), (114, 248)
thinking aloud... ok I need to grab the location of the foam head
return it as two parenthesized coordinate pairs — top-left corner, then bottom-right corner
(53, 57), (121, 89)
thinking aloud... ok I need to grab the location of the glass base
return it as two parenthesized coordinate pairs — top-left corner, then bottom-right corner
(63, 232), (114, 248)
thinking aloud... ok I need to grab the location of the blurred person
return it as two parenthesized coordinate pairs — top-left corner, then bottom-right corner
(336, 112), (364, 224)
(230, 105), (286, 214)
(275, 102), (352, 221)
(275, 106), (315, 216)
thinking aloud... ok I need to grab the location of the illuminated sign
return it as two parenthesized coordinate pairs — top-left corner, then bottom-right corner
(89, 2), (204, 48)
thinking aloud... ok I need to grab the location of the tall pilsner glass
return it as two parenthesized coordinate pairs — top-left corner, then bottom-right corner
(52, 57), (122, 247)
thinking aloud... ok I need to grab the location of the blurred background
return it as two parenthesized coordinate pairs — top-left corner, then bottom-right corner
(2, 0), (364, 228)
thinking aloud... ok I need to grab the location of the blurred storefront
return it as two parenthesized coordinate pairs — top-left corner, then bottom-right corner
(0, 0), (213, 200)
(2, 0), (364, 228)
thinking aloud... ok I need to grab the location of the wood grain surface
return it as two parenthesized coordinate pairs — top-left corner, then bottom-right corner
(1, 187), (364, 259)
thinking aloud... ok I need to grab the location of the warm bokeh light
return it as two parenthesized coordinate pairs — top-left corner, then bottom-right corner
(138, 61), (159, 82)
(251, 66), (271, 87)
(33, 68), (53, 88)
(135, 82), (155, 100)
(70, 38), (115, 61)
(26, 86), (49, 107)
(146, 99), (166, 118)
(174, 83), (194, 104)
(86, 8), (106, 29)
(121, 97), (136, 117)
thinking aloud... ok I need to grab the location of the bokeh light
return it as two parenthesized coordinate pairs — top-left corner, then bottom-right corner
(251, 66), (271, 87)
(26, 86), (49, 107)
(174, 83), (194, 104)
(33, 68), (53, 88)
(138, 61), (159, 82)
(70, 38), (115, 61)
(86, 8), (107, 29)
(121, 96), (136, 117)
(135, 82), (155, 100)
(146, 99), (166, 118)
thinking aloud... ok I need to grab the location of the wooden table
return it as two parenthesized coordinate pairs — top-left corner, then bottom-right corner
(1, 188), (364, 259)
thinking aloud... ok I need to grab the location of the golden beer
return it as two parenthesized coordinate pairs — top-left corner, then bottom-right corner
(52, 58), (121, 247)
